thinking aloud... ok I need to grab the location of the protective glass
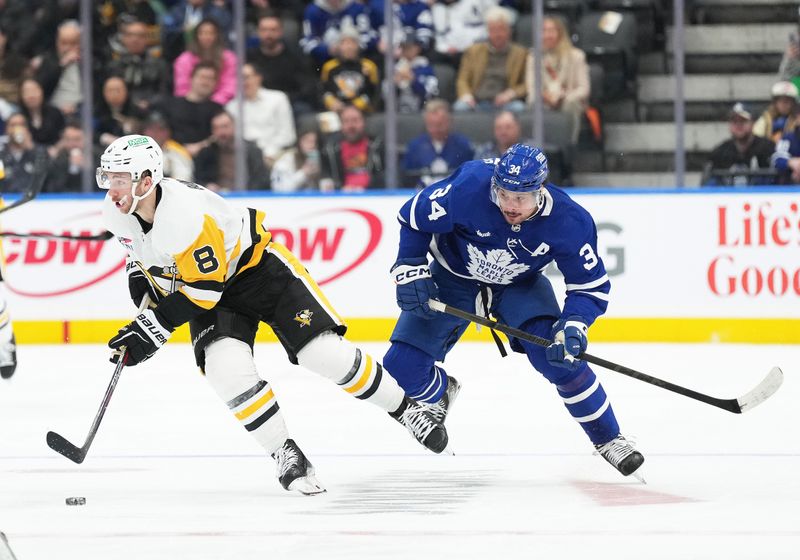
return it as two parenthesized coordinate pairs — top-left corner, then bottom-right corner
(96, 168), (133, 190)
(491, 185), (540, 211)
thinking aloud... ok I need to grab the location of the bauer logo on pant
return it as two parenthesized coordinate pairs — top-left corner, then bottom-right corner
(294, 309), (313, 328)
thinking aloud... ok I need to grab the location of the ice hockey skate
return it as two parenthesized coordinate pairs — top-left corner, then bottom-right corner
(391, 397), (449, 454)
(271, 439), (326, 495)
(426, 375), (461, 424)
(0, 334), (17, 379)
(595, 435), (645, 482)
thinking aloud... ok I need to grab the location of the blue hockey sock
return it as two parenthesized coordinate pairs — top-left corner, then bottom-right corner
(557, 367), (620, 445)
(383, 341), (447, 403)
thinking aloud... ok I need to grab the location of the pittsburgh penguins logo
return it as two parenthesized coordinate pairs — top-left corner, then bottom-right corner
(294, 309), (313, 328)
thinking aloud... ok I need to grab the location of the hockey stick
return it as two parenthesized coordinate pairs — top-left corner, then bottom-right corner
(0, 151), (48, 216)
(427, 299), (783, 414)
(0, 532), (19, 560)
(0, 230), (113, 241)
(46, 351), (128, 464)
(46, 296), (151, 463)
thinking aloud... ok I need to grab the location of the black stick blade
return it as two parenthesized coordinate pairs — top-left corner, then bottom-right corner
(46, 431), (86, 464)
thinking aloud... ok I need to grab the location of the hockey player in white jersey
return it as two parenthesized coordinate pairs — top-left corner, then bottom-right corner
(384, 144), (644, 479)
(97, 134), (449, 495)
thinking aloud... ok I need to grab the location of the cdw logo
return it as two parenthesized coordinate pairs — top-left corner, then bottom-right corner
(269, 208), (382, 286)
(4, 232), (107, 264)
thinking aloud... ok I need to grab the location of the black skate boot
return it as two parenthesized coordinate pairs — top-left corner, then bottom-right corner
(0, 334), (17, 379)
(595, 435), (645, 481)
(426, 375), (461, 424)
(271, 439), (326, 495)
(390, 397), (449, 454)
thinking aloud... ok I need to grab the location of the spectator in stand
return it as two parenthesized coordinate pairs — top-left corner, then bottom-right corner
(526, 15), (590, 145)
(320, 104), (383, 191)
(320, 28), (380, 114)
(194, 110), (270, 191)
(141, 111), (194, 182)
(771, 112), (800, 184)
(0, 26), (28, 106)
(246, 0), (306, 25)
(431, 0), (497, 67)
(95, 76), (145, 148)
(106, 19), (171, 112)
(453, 6), (527, 113)
(403, 98), (473, 187)
(703, 103), (775, 186)
(246, 13), (317, 114)
(225, 63), (296, 168)
(368, 0), (434, 56)
(474, 110), (526, 159)
(161, 0), (233, 62)
(271, 129), (322, 192)
(45, 120), (100, 192)
(34, 19), (83, 116)
(394, 36), (438, 114)
(0, 0), (59, 59)
(154, 61), (224, 156)
(173, 18), (237, 105)
(300, 0), (374, 68)
(19, 78), (64, 147)
(0, 112), (50, 193)
(754, 81), (799, 144)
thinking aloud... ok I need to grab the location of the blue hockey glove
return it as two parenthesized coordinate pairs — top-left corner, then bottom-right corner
(391, 257), (439, 319)
(546, 316), (588, 370)
(108, 309), (172, 366)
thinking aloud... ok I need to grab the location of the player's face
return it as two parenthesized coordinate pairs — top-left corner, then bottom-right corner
(98, 171), (135, 213)
(494, 186), (540, 224)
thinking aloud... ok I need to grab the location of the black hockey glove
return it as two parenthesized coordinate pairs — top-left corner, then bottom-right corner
(391, 257), (439, 319)
(127, 263), (163, 309)
(108, 309), (172, 366)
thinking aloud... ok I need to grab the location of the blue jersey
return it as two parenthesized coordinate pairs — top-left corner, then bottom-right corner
(368, 0), (434, 50)
(772, 127), (800, 171)
(396, 159), (610, 325)
(301, 0), (374, 64)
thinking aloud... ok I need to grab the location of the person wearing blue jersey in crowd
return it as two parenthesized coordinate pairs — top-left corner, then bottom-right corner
(368, 0), (434, 54)
(300, 0), (374, 67)
(383, 144), (645, 479)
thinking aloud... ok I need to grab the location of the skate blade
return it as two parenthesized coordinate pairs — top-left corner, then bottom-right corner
(442, 445), (455, 456)
(287, 475), (327, 495)
(630, 470), (646, 484)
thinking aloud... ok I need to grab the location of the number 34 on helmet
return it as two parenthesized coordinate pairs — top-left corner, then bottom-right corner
(492, 143), (549, 193)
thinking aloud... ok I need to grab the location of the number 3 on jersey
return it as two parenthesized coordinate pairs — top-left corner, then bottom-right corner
(427, 184), (451, 221)
(193, 245), (219, 274)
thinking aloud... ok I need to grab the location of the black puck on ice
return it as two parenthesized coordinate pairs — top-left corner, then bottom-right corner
(65, 497), (86, 506)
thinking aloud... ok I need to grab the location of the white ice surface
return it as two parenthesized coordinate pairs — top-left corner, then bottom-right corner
(0, 342), (798, 559)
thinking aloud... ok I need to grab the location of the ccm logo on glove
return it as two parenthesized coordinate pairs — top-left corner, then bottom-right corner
(393, 264), (432, 284)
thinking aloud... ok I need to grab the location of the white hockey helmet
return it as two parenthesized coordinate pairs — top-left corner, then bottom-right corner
(770, 81), (799, 101)
(98, 134), (164, 185)
(97, 135), (163, 214)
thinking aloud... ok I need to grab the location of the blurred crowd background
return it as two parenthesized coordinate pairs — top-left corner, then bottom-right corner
(0, 0), (796, 193)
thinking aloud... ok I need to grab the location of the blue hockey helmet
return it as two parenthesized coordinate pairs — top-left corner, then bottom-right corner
(491, 144), (549, 193)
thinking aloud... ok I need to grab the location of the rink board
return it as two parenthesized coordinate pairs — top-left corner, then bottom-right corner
(0, 189), (797, 344)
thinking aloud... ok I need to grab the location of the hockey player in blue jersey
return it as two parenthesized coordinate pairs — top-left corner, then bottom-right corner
(383, 144), (645, 479)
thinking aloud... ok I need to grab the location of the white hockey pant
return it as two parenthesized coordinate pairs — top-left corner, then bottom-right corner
(296, 331), (404, 413)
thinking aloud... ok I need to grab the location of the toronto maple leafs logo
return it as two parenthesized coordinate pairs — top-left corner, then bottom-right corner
(466, 244), (530, 284)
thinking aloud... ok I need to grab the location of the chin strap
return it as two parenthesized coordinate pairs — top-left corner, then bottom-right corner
(126, 180), (157, 215)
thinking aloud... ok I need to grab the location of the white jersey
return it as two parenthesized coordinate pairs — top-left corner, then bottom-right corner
(103, 178), (270, 311)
